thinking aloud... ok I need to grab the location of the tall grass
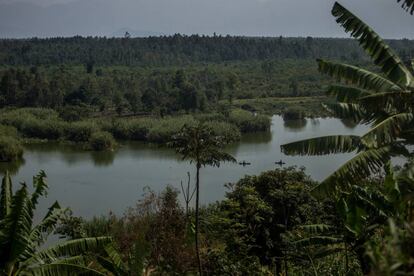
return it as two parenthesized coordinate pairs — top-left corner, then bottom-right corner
(0, 136), (23, 162)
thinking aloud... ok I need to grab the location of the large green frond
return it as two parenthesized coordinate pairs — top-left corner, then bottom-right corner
(398, 0), (414, 14)
(361, 113), (413, 147)
(312, 146), (404, 197)
(327, 85), (371, 103)
(25, 262), (107, 276)
(25, 237), (112, 265)
(323, 103), (367, 122)
(0, 184), (33, 265)
(317, 59), (401, 92)
(30, 202), (65, 247)
(281, 135), (362, 156)
(332, 2), (413, 88)
(0, 171), (12, 220)
(358, 91), (413, 112)
(31, 170), (48, 206)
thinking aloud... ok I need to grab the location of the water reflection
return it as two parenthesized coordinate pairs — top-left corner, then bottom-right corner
(0, 158), (25, 176)
(90, 151), (116, 167)
(283, 119), (308, 131)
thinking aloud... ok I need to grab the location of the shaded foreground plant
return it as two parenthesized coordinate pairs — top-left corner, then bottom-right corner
(0, 170), (116, 275)
(168, 122), (236, 275)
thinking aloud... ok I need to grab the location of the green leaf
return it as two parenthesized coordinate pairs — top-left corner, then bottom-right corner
(312, 146), (403, 196)
(332, 2), (413, 88)
(361, 113), (413, 148)
(323, 103), (367, 122)
(0, 171), (12, 220)
(397, 0), (414, 14)
(317, 59), (401, 92)
(327, 85), (371, 103)
(281, 135), (362, 156)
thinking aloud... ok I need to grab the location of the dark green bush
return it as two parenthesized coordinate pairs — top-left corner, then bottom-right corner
(89, 131), (117, 151)
(228, 109), (270, 133)
(64, 121), (98, 142)
(20, 118), (64, 140)
(0, 124), (18, 138)
(204, 121), (241, 143)
(282, 108), (305, 121)
(0, 136), (23, 162)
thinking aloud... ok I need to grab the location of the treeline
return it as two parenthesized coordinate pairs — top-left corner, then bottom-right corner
(0, 60), (329, 113)
(2, 35), (414, 66)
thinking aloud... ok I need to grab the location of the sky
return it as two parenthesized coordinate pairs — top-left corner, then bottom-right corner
(0, 0), (413, 38)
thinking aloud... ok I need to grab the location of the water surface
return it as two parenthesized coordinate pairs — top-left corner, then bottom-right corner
(1, 116), (369, 218)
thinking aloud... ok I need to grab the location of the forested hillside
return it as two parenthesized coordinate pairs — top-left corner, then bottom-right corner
(1, 35), (413, 66)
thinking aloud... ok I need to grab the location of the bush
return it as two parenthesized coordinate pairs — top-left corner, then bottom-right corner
(63, 121), (98, 142)
(89, 131), (117, 151)
(104, 118), (154, 141)
(20, 118), (64, 140)
(204, 121), (241, 143)
(228, 109), (270, 133)
(282, 108), (305, 121)
(147, 116), (196, 143)
(0, 136), (23, 162)
(0, 124), (18, 138)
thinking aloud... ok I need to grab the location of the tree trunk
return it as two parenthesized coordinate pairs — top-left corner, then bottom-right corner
(195, 163), (202, 275)
(355, 247), (370, 275)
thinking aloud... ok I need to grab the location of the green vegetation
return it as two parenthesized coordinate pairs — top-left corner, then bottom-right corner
(89, 131), (117, 151)
(281, 1), (414, 274)
(0, 136), (23, 162)
(168, 122), (236, 275)
(0, 171), (123, 275)
(0, 108), (265, 149)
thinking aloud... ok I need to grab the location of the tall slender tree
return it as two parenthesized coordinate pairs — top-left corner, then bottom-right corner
(168, 123), (235, 275)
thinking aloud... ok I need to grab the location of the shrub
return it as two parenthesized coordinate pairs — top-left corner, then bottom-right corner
(89, 131), (117, 151)
(204, 121), (241, 143)
(147, 116), (196, 143)
(228, 109), (270, 133)
(0, 124), (18, 138)
(0, 136), (23, 162)
(104, 118), (154, 141)
(64, 121), (98, 142)
(20, 118), (64, 140)
(282, 108), (305, 121)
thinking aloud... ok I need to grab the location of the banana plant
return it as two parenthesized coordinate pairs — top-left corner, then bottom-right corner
(0, 171), (114, 275)
(281, 1), (414, 196)
(398, 0), (414, 14)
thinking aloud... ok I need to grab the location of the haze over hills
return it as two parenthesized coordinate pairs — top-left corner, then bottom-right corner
(0, 0), (414, 39)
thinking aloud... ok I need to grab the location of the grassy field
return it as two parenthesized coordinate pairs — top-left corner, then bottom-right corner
(223, 96), (330, 117)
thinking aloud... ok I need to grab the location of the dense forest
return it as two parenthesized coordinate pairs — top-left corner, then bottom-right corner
(1, 35), (414, 66)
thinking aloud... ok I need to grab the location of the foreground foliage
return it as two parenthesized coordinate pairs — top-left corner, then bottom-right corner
(0, 171), (117, 275)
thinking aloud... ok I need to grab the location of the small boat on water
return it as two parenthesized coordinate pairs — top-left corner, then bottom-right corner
(238, 161), (251, 166)
(275, 160), (286, 166)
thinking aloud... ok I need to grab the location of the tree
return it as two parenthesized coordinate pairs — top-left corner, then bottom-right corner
(168, 123), (235, 275)
(0, 170), (114, 275)
(218, 168), (322, 274)
(281, 1), (414, 273)
(282, 1), (414, 197)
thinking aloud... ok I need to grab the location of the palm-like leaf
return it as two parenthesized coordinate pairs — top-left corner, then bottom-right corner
(323, 103), (368, 123)
(398, 0), (414, 14)
(361, 113), (413, 147)
(0, 171), (12, 220)
(281, 135), (362, 156)
(332, 2), (413, 88)
(312, 145), (406, 197)
(328, 85), (371, 103)
(317, 59), (401, 92)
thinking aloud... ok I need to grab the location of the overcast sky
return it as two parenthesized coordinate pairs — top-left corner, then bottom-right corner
(0, 0), (413, 38)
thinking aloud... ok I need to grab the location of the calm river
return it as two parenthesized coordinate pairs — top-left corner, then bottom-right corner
(1, 116), (369, 218)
